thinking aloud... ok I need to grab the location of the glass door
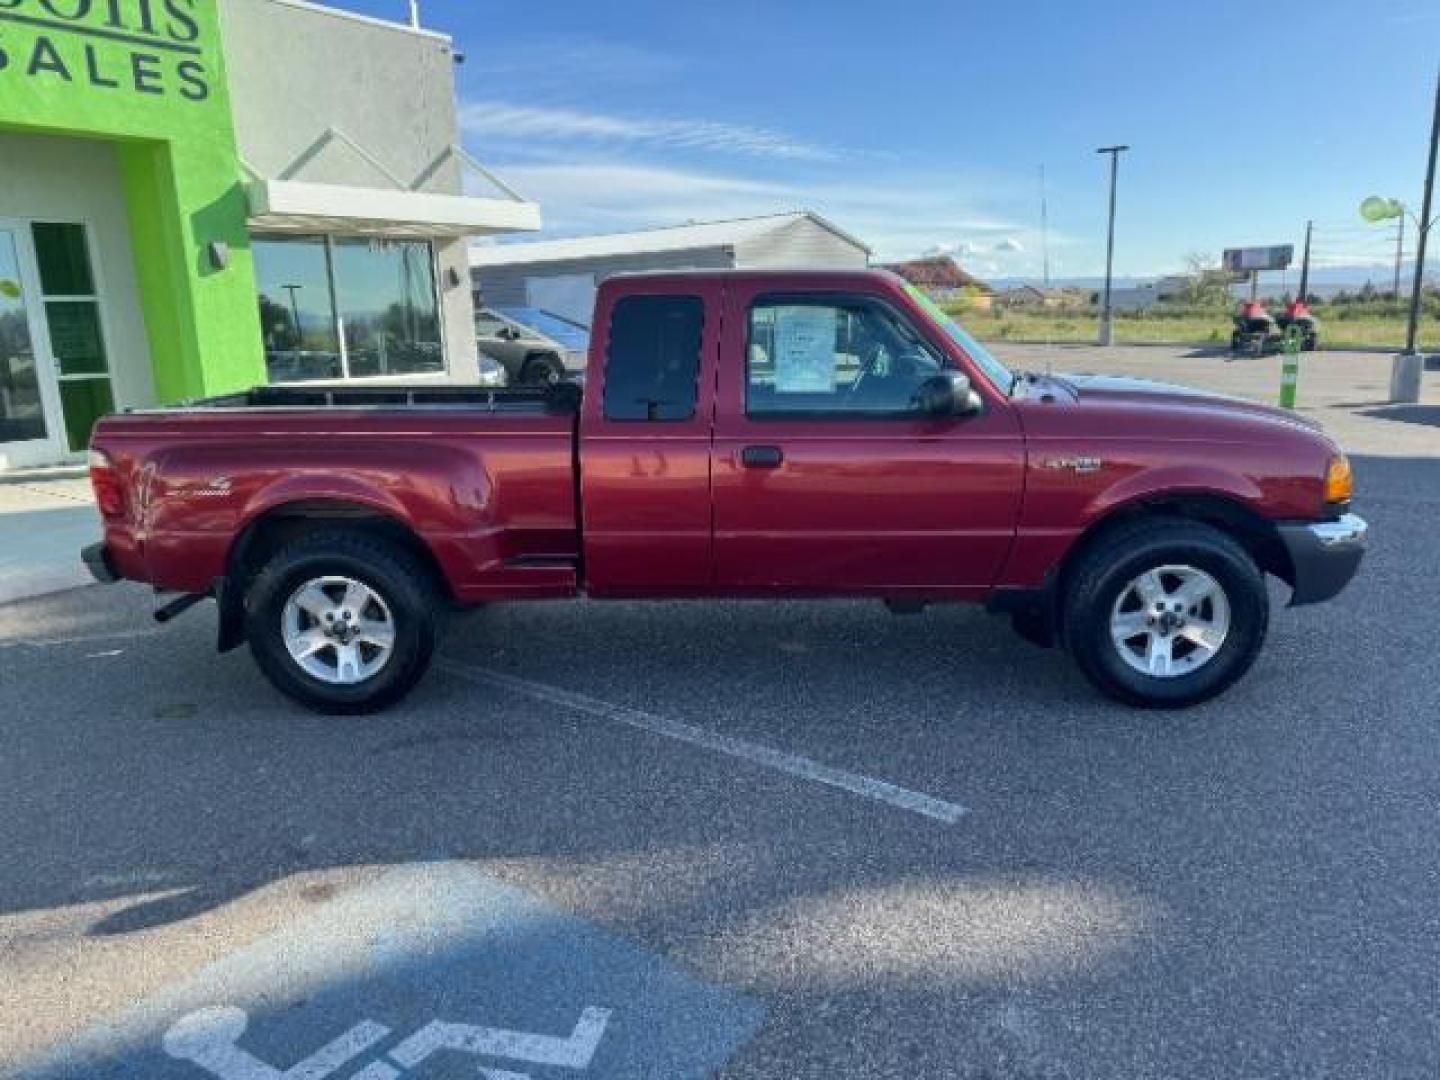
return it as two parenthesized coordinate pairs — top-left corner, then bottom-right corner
(0, 223), (63, 468)
(31, 222), (116, 454)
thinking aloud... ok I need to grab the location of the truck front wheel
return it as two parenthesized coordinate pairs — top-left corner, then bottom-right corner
(1063, 520), (1269, 708)
(244, 530), (441, 714)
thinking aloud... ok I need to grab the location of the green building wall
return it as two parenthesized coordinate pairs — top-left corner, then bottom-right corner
(0, 0), (265, 400)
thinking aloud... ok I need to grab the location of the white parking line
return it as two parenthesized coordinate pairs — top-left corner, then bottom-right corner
(437, 659), (968, 825)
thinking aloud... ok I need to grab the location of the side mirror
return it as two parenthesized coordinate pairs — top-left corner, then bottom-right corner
(915, 371), (982, 417)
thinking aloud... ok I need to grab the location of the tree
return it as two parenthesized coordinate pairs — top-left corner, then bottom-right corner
(1180, 252), (1232, 307)
(257, 294), (297, 348)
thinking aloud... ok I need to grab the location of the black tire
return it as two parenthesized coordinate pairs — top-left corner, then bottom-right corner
(244, 530), (441, 714)
(521, 353), (565, 386)
(1062, 519), (1268, 708)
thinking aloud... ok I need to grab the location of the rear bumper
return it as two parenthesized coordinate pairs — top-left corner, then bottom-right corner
(80, 542), (118, 584)
(1277, 513), (1367, 606)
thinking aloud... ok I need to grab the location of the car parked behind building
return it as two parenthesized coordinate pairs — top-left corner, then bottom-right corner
(475, 306), (589, 385)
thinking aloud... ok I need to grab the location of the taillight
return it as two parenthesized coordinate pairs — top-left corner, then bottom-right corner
(89, 448), (126, 519)
(1324, 454), (1354, 507)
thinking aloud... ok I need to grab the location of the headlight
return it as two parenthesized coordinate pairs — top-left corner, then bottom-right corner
(1324, 454), (1353, 505)
(477, 353), (506, 387)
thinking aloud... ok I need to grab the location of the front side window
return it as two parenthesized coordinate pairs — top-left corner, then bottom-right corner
(252, 235), (441, 382)
(746, 296), (944, 417)
(602, 295), (703, 421)
(474, 309), (510, 338)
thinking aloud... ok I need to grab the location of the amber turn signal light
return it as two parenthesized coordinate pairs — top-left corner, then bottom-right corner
(1324, 455), (1353, 505)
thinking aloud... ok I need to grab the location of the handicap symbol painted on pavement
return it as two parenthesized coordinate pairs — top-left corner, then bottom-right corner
(16, 864), (763, 1079)
(161, 1002), (611, 1079)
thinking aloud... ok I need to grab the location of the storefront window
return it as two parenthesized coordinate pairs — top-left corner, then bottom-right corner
(333, 238), (442, 378)
(251, 235), (442, 382)
(251, 236), (342, 382)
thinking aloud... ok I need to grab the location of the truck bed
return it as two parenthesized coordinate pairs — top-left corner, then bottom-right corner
(89, 383), (583, 603)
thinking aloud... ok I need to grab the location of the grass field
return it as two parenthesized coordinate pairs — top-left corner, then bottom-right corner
(952, 309), (1440, 350)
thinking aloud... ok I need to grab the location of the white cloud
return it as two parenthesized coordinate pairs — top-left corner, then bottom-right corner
(472, 156), (1029, 262)
(995, 237), (1025, 253)
(461, 102), (837, 162)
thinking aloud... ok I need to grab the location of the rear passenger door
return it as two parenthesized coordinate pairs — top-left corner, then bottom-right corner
(579, 281), (720, 596)
(710, 285), (1024, 597)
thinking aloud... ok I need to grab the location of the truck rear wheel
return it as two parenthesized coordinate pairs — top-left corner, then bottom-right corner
(1063, 519), (1268, 708)
(244, 530), (440, 714)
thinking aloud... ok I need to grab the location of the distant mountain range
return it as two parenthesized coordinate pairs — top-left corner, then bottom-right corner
(989, 263), (1433, 299)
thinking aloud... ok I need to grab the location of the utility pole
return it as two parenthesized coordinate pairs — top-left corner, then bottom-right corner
(1298, 220), (1313, 303)
(1039, 164), (1051, 288)
(1096, 145), (1129, 346)
(1404, 66), (1439, 357)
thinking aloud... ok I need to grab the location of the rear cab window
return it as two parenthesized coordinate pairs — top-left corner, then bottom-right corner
(603, 295), (704, 421)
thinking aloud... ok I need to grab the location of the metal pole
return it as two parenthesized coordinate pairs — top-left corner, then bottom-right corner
(1297, 220), (1313, 303)
(1405, 67), (1439, 357)
(408, 0), (421, 28)
(1096, 144), (1128, 346)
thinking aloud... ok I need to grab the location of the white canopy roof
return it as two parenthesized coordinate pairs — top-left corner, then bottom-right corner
(246, 179), (541, 240)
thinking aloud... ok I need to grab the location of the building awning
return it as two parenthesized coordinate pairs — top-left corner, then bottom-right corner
(246, 179), (542, 240)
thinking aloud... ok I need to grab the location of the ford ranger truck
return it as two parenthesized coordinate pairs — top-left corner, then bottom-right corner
(82, 269), (1367, 714)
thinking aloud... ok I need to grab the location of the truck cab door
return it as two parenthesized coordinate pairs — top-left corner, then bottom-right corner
(710, 281), (1024, 598)
(578, 279), (721, 596)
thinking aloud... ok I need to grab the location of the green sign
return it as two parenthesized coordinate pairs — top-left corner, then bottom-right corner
(0, 0), (214, 101)
(0, 0), (265, 401)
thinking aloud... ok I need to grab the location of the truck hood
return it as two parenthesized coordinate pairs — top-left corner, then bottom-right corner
(1013, 371), (1333, 447)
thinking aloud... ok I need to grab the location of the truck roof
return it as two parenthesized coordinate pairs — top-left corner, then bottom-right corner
(602, 266), (905, 287)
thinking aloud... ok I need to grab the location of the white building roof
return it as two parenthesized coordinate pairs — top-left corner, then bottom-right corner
(468, 211), (870, 268)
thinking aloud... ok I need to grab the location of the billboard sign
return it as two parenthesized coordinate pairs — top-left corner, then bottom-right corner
(1223, 245), (1294, 273)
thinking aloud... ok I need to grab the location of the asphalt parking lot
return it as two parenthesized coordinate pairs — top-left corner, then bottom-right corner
(3, 347), (1439, 1079)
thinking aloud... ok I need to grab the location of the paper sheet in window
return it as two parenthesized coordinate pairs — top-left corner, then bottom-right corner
(772, 306), (837, 392)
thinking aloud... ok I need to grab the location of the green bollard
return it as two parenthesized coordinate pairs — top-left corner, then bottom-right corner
(1278, 328), (1301, 409)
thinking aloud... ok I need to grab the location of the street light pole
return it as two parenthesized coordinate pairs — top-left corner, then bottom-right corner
(1096, 145), (1129, 346)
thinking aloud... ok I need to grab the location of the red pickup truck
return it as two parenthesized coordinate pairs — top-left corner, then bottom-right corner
(83, 269), (1366, 714)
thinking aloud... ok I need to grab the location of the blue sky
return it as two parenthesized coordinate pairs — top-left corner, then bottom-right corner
(332, 0), (1438, 279)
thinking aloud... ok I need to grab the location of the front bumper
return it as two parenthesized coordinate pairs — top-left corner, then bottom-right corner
(81, 542), (118, 584)
(1277, 513), (1367, 606)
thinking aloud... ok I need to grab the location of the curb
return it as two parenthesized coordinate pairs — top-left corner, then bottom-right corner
(0, 465), (88, 486)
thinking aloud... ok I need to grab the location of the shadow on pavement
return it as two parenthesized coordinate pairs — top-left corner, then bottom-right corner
(1360, 404), (1440, 428)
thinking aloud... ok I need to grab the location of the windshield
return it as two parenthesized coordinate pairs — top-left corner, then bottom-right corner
(902, 283), (1016, 393)
(494, 306), (591, 351)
